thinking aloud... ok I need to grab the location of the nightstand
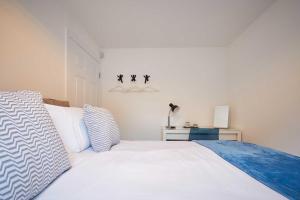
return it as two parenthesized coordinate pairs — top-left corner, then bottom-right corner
(161, 127), (242, 141)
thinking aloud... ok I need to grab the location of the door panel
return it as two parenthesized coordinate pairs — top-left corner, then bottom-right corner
(67, 36), (101, 107)
(75, 77), (85, 106)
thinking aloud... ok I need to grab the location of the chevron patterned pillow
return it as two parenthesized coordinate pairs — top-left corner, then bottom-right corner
(0, 91), (71, 200)
(83, 105), (120, 152)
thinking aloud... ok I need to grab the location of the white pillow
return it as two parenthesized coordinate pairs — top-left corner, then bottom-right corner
(45, 104), (90, 153)
(66, 107), (90, 151)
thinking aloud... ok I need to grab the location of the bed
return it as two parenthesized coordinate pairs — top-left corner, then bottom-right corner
(0, 93), (294, 200)
(36, 141), (285, 200)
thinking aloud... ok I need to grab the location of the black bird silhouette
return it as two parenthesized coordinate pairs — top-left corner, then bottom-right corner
(117, 74), (123, 83)
(131, 75), (136, 82)
(144, 75), (150, 84)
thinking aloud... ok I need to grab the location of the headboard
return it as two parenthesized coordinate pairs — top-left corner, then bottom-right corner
(43, 98), (70, 107)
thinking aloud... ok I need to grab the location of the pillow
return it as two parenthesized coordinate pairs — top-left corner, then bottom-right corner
(66, 107), (90, 151)
(45, 104), (90, 153)
(44, 104), (76, 152)
(83, 105), (120, 152)
(0, 91), (71, 200)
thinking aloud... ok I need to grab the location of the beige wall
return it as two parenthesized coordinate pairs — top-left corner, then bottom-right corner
(1, 0), (299, 155)
(0, 0), (99, 100)
(0, 1), (65, 99)
(101, 48), (229, 140)
(229, 0), (300, 155)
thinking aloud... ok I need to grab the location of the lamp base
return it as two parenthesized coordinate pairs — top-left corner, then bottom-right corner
(165, 126), (176, 129)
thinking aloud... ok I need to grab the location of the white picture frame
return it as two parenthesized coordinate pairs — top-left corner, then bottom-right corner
(213, 105), (229, 128)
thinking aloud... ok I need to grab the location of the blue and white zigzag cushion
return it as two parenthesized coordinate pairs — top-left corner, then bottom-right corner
(83, 105), (120, 152)
(0, 91), (71, 200)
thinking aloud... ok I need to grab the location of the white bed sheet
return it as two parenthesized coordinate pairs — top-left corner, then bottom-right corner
(38, 141), (285, 200)
(68, 147), (96, 166)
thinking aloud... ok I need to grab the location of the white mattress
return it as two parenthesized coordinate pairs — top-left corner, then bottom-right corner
(37, 141), (285, 200)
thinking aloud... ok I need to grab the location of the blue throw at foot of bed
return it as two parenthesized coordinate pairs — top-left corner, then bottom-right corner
(194, 140), (300, 200)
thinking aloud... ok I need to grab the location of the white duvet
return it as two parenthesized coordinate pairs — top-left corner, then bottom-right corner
(37, 141), (285, 200)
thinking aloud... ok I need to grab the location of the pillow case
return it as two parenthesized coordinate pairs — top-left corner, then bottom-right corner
(83, 105), (120, 152)
(67, 107), (90, 151)
(44, 104), (77, 152)
(0, 91), (71, 200)
(45, 104), (90, 153)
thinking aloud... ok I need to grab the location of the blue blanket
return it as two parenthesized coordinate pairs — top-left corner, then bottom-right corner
(189, 128), (219, 141)
(194, 140), (300, 200)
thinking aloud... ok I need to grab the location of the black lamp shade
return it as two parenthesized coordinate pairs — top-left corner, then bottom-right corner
(169, 103), (179, 112)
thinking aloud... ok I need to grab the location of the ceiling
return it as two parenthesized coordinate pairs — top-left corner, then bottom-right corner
(64, 0), (275, 48)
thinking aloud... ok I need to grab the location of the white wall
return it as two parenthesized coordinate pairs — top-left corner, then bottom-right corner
(102, 48), (228, 140)
(228, 0), (300, 155)
(0, 0), (99, 100)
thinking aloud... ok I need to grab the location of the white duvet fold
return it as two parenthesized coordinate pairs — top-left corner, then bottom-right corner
(37, 141), (285, 200)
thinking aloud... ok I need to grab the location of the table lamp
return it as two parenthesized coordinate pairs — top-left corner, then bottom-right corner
(167, 103), (179, 129)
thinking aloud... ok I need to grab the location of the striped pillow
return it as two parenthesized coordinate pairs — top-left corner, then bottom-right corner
(83, 105), (120, 152)
(0, 91), (71, 200)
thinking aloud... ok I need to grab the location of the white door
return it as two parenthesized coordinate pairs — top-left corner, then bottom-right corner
(67, 36), (101, 107)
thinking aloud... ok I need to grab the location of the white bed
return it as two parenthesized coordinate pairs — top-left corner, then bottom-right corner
(37, 141), (285, 200)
